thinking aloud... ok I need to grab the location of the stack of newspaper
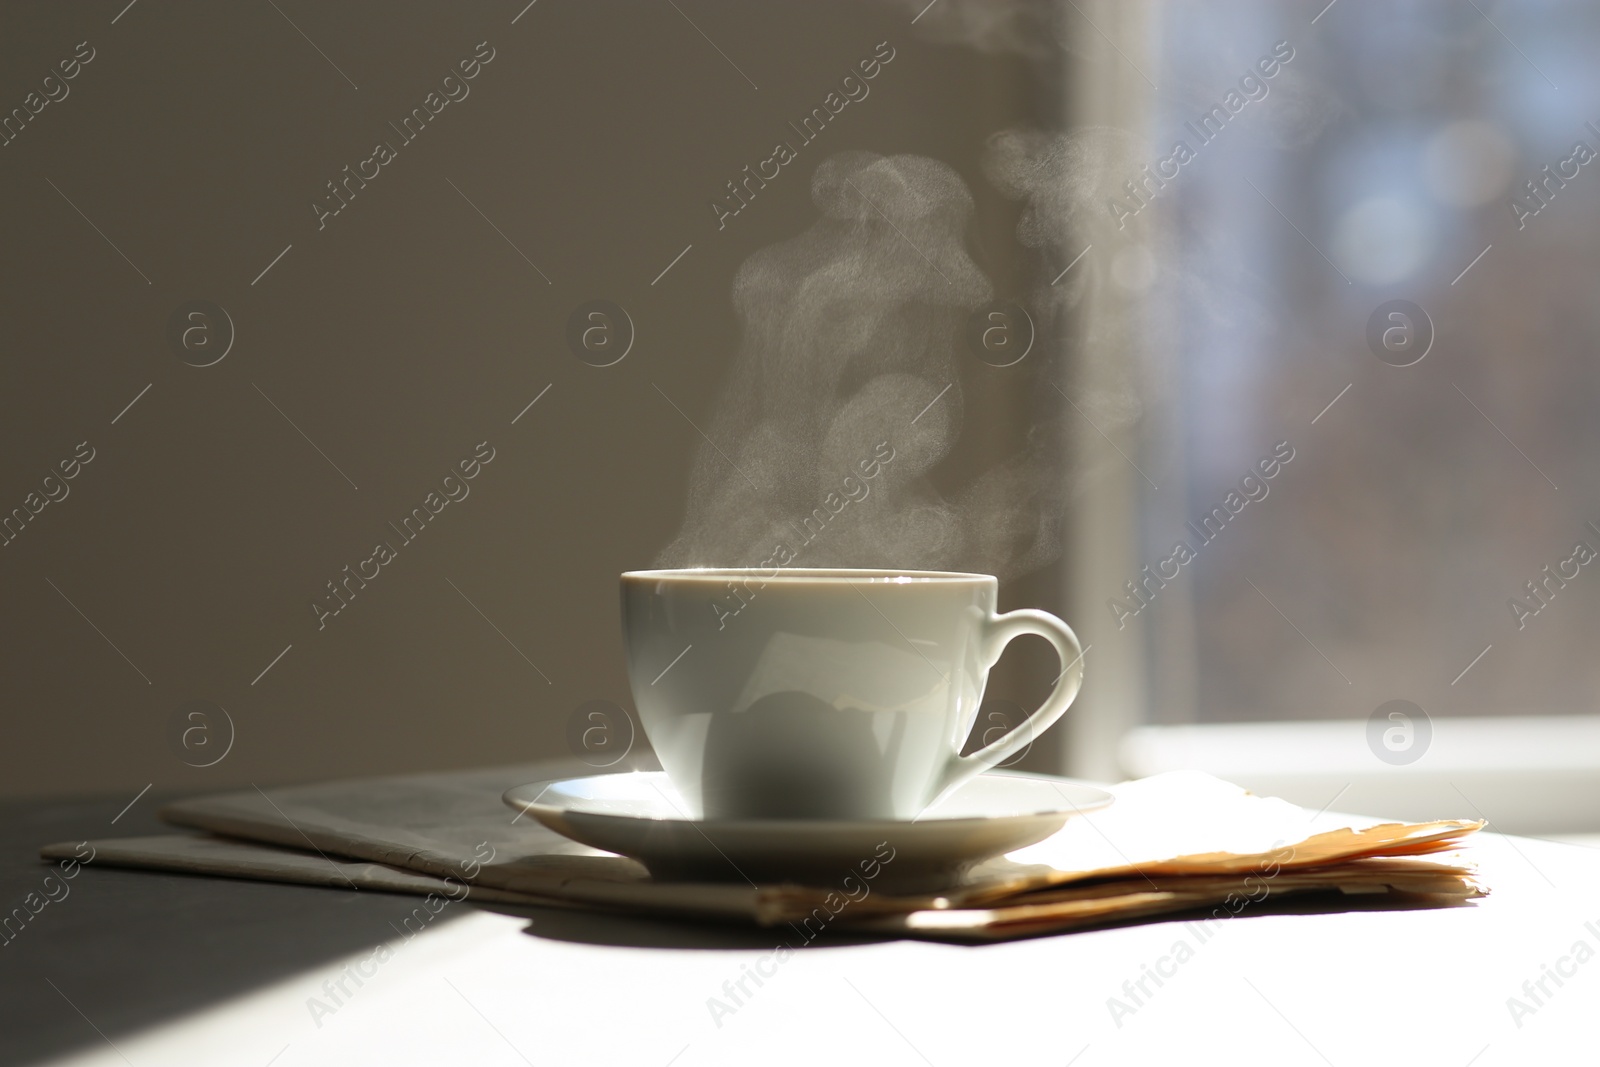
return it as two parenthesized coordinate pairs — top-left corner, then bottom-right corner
(41, 762), (1484, 941)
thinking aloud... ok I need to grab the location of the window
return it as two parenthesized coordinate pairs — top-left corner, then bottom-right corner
(1052, 1), (1600, 831)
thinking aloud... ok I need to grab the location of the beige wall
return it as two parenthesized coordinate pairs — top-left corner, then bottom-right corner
(0, 1), (1068, 798)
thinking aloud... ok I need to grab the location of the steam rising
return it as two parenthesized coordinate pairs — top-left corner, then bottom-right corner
(984, 127), (1149, 458)
(890, 0), (1061, 59)
(658, 151), (1000, 573)
(658, 138), (1150, 579)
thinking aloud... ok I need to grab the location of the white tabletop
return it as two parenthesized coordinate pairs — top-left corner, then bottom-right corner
(33, 827), (1597, 1066)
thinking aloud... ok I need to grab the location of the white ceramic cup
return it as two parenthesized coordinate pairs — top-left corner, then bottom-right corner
(621, 568), (1085, 821)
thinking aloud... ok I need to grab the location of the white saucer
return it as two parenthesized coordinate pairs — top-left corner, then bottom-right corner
(503, 770), (1113, 890)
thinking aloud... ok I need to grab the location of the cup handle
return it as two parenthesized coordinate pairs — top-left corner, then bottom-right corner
(934, 608), (1085, 801)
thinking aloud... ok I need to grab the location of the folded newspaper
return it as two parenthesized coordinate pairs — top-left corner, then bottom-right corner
(40, 762), (1485, 942)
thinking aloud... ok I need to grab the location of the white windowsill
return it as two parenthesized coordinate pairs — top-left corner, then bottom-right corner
(1117, 715), (1600, 835)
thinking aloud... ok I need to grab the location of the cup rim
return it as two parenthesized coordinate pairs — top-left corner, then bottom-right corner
(621, 566), (996, 584)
